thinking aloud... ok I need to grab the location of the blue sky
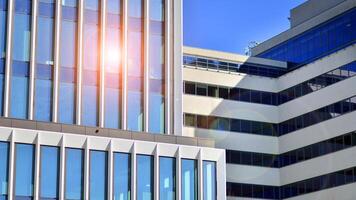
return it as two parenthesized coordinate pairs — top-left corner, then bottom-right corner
(183, 0), (307, 54)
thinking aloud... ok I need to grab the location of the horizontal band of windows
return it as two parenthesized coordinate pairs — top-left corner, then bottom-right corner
(226, 131), (356, 168)
(183, 55), (287, 78)
(184, 95), (356, 136)
(183, 61), (356, 106)
(227, 165), (356, 199)
(257, 8), (356, 70)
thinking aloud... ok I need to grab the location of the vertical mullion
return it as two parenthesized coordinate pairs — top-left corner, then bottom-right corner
(176, 147), (181, 200)
(198, 150), (203, 200)
(144, 0), (150, 132)
(154, 145), (159, 200)
(53, 0), (62, 122)
(33, 136), (40, 200)
(7, 132), (15, 200)
(122, 0), (128, 129)
(164, 0), (171, 134)
(28, 0), (38, 120)
(76, 0), (84, 125)
(108, 141), (113, 200)
(99, 0), (107, 127)
(58, 136), (65, 200)
(3, 0), (14, 117)
(83, 139), (90, 200)
(131, 143), (136, 200)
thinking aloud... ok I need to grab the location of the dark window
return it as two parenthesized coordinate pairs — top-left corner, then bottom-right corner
(184, 82), (195, 95)
(219, 87), (229, 99)
(208, 85), (218, 97)
(196, 84), (207, 96)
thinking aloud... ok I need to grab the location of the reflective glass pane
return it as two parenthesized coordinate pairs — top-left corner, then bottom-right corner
(159, 157), (175, 200)
(148, 93), (164, 133)
(65, 148), (83, 200)
(40, 146), (59, 199)
(0, 142), (9, 199)
(137, 155), (153, 200)
(203, 161), (216, 200)
(182, 159), (197, 200)
(89, 151), (107, 200)
(127, 91), (143, 131)
(113, 153), (130, 200)
(0, 0), (6, 116)
(15, 144), (34, 199)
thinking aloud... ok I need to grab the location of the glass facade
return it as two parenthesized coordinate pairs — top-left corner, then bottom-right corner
(40, 146), (59, 200)
(0, 0), (7, 116)
(159, 157), (175, 200)
(104, 0), (122, 129)
(113, 152), (131, 200)
(15, 144), (35, 200)
(34, 0), (55, 122)
(258, 8), (356, 68)
(148, 0), (165, 133)
(0, 142), (8, 200)
(136, 155), (153, 200)
(127, 0), (143, 131)
(181, 159), (197, 200)
(203, 161), (216, 200)
(10, 0), (32, 119)
(65, 148), (84, 200)
(59, 0), (78, 124)
(89, 150), (107, 200)
(82, 0), (100, 126)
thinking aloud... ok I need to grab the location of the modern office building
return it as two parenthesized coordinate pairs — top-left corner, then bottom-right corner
(0, 0), (226, 200)
(183, 0), (356, 199)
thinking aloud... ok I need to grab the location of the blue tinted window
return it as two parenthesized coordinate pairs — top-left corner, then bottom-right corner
(59, 4), (77, 124)
(149, 93), (164, 133)
(40, 146), (59, 199)
(11, 0), (31, 119)
(127, 91), (143, 131)
(15, 144), (34, 199)
(182, 159), (197, 200)
(0, 1), (6, 116)
(0, 142), (9, 200)
(160, 157), (175, 200)
(113, 153), (130, 200)
(137, 155), (153, 200)
(65, 148), (83, 200)
(203, 161), (216, 200)
(89, 151), (107, 200)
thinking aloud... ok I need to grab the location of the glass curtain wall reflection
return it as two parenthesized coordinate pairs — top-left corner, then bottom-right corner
(149, 0), (165, 133)
(59, 0), (78, 124)
(82, 0), (100, 126)
(137, 155), (153, 200)
(203, 161), (216, 200)
(104, 0), (121, 129)
(127, 0), (143, 131)
(159, 157), (175, 200)
(0, 142), (9, 200)
(113, 153), (131, 200)
(89, 151), (107, 200)
(40, 146), (59, 200)
(10, 0), (32, 119)
(0, 0), (7, 116)
(181, 159), (197, 200)
(15, 144), (35, 200)
(65, 148), (84, 200)
(34, 0), (55, 122)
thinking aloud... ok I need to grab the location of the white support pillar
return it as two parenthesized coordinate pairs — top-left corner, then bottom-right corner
(7, 131), (15, 200)
(28, 0), (38, 120)
(131, 143), (136, 200)
(58, 136), (65, 200)
(33, 135), (40, 200)
(154, 145), (159, 200)
(164, 0), (172, 134)
(52, 0), (62, 122)
(143, 0), (150, 132)
(198, 150), (203, 200)
(121, 0), (128, 130)
(108, 141), (114, 200)
(83, 139), (90, 200)
(99, 0), (107, 127)
(3, 0), (14, 117)
(176, 147), (181, 200)
(76, 0), (84, 125)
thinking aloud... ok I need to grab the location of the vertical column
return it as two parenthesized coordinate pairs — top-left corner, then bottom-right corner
(143, 0), (150, 132)
(198, 150), (203, 200)
(121, 0), (128, 129)
(176, 147), (181, 200)
(108, 141), (113, 200)
(154, 145), (159, 200)
(131, 143), (136, 200)
(58, 136), (65, 200)
(28, 0), (38, 120)
(164, 0), (171, 134)
(76, 0), (84, 125)
(3, 0), (14, 117)
(33, 135), (40, 200)
(7, 132), (15, 200)
(99, 0), (107, 127)
(52, 0), (62, 122)
(83, 139), (90, 200)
